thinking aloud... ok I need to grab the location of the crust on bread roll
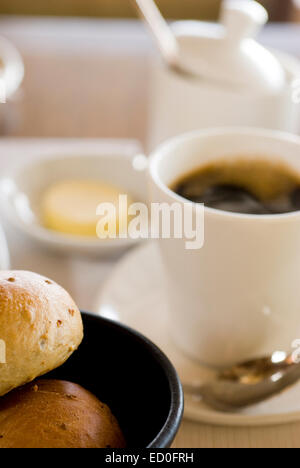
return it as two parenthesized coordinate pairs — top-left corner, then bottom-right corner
(0, 380), (126, 448)
(0, 271), (83, 396)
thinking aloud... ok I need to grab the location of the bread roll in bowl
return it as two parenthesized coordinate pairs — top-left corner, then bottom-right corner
(0, 271), (83, 396)
(0, 380), (126, 448)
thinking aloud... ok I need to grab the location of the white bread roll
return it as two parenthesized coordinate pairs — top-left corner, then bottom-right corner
(0, 271), (83, 396)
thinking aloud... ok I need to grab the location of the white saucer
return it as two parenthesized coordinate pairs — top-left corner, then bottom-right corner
(95, 242), (300, 427)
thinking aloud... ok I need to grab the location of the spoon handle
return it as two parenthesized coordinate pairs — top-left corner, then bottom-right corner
(133, 0), (179, 67)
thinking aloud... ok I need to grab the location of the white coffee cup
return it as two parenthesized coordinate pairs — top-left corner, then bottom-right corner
(149, 127), (300, 367)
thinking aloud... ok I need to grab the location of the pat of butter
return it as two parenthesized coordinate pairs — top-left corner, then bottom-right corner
(42, 180), (132, 237)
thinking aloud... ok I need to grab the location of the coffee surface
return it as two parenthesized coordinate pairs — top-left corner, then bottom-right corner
(172, 158), (300, 215)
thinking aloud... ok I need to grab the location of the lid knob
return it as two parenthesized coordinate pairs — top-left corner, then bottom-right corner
(221, 0), (269, 42)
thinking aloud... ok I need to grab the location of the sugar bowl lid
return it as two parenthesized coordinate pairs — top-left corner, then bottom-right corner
(174, 0), (286, 94)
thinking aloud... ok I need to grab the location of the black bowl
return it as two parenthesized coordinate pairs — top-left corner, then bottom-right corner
(46, 312), (184, 448)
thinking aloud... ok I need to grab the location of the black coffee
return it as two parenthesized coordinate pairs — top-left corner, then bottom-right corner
(172, 158), (300, 215)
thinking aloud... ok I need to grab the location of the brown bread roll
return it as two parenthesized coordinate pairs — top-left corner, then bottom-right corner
(0, 271), (83, 396)
(0, 380), (126, 448)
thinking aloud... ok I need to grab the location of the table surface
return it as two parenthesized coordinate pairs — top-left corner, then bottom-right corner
(0, 17), (300, 448)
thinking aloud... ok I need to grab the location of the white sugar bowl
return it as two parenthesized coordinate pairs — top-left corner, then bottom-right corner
(148, 0), (300, 149)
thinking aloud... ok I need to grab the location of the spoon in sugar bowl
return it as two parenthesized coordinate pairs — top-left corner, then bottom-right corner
(133, 0), (286, 93)
(133, 0), (234, 86)
(185, 351), (300, 412)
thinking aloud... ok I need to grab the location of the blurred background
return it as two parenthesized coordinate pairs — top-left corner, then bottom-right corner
(0, 0), (299, 21)
(0, 0), (299, 143)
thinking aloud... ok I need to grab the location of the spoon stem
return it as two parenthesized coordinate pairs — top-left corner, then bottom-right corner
(133, 0), (179, 67)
